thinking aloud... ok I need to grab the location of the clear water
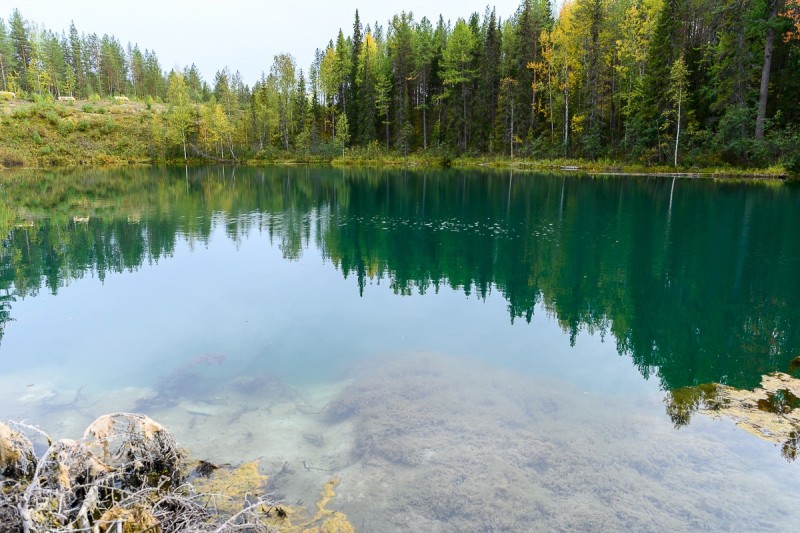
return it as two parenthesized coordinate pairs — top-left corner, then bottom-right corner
(1, 167), (799, 531)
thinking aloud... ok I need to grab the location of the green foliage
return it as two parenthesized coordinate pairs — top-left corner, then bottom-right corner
(100, 117), (117, 135)
(11, 105), (33, 119)
(43, 109), (60, 126)
(57, 118), (75, 135)
(1, 2), (799, 169)
(787, 156), (800, 175)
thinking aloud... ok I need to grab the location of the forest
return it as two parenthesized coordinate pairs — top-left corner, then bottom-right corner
(1, 1), (800, 169)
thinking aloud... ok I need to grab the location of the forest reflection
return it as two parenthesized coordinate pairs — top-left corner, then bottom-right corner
(1, 166), (798, 395)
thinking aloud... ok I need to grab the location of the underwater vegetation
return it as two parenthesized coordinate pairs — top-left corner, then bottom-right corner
(135, 353), (229, 411)
(323, 352), (800, 531)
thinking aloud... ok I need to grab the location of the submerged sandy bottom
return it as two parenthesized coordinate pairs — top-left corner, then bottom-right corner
(2, 352), (799, 531)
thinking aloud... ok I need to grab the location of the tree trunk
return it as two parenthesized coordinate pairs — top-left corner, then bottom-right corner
(228, 135), (238, 161)
(674, 88), (682, 167)
(563, 62), (569, 152)
(423, 104), (427, 150)
(463, 87), (468, 151)
(510, 97), (514, 158)
(182, 136), (187, 163)
(756, 0), (780, 140)
(531, 68), (537, 133)
(548, 60), (554, 144)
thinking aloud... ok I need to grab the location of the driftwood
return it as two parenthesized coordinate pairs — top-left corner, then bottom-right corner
(0, 414), (279, 532)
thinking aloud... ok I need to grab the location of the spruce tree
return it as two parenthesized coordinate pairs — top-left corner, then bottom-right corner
(0, 18), (16, 92)
(350, 11), (362, 143)
(8, 9), (30, 92)
(442, 19), (477, 151)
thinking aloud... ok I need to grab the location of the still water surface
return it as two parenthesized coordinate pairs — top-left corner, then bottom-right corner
(1, 167), (799, 530)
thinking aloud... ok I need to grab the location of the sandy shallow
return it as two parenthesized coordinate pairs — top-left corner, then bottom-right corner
(3, 352), (800, 531)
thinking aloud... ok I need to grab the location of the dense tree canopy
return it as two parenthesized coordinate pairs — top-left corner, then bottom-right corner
(2, 1), (800, 167)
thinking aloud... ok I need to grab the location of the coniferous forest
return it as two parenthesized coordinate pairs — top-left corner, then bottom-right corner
(1, 1), (800, 170)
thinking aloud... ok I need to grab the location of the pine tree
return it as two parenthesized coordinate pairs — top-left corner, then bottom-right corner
(67, 22), (84, 96)
(637, 0), (687, 159)
(513, 0), (549, 139)
(350, 11), (362, 143)
(414, 17), (436, 150)
(293, 69), (308, 143)
(9, 9), (31, 92)
(476, 9), (501, 152)
(756, 0), (784, 139)
(0, 18), (16, 92)
(442, 19), (477, 151)
(389, 13), (415, 150)
(357, 30), (380, 144)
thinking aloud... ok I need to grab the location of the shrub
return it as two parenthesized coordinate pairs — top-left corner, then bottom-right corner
(787, 155), (800, 175)
(32, 93), (53, 105)
(11, 106), (33, 119)
(77, 119), (90, 131)
(0, 149), (25, 167)
(100, 117), (117, 135)
(44, 110), (60, 126)
(58, 119), (75, 135)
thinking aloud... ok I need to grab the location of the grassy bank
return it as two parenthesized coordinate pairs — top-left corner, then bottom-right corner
(0, 97), (157, 168)
(1, 97), (795, 180)
(329, 153), (791, 179)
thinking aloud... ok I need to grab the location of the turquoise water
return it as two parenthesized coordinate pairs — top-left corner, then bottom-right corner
(1, 167), (799, 530)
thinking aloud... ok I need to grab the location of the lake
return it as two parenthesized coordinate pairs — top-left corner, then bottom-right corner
(1, 166), (799, 531)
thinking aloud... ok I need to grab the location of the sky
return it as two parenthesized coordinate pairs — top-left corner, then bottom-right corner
(5, 0), (527, 86)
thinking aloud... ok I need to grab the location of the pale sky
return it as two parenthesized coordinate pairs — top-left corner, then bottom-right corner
(5, 1), (526, 86)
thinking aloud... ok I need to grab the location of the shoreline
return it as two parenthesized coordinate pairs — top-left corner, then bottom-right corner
(1, 158), (792, 181)
(1, 98), (793, 180)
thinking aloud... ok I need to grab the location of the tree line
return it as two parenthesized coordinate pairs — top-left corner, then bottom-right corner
(2, 1), (800, 167)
